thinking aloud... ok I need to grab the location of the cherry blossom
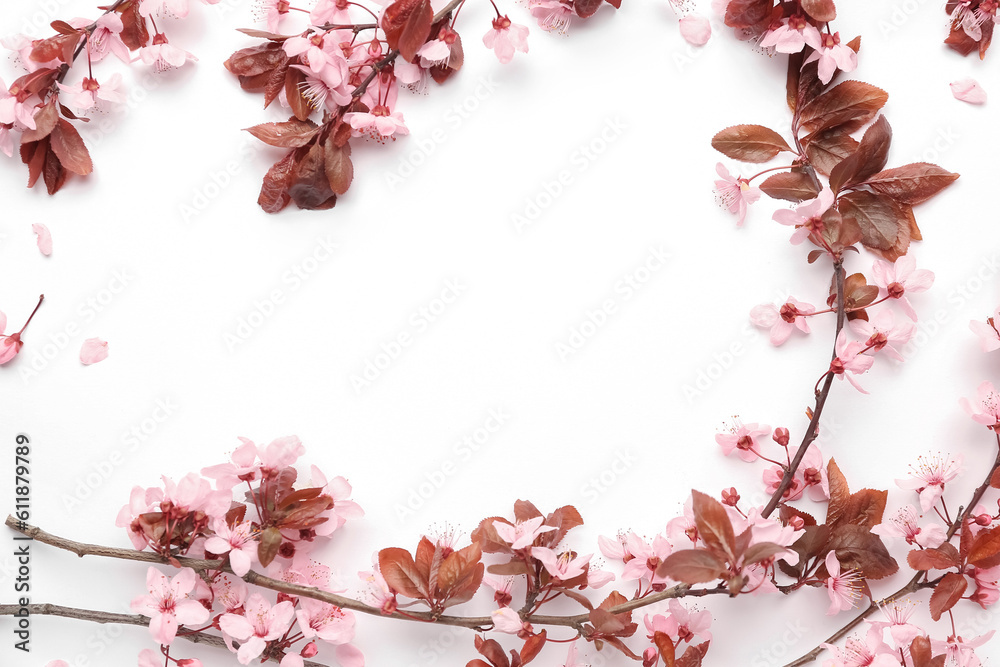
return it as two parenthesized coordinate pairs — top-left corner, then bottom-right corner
(483, 575), (514, 606)
(531, 547), (592, 581)
(130, 567), (210, 645)
(896, 453), (963, 512)
(751, 298), (816, 345)
(205, 520), (258, 576)
(529, 0), (574, 34)
(345, 106), (409, 140)
(309, 0), (347, 26)
(820, 635), (898, 667)
(76, 13), (131, 63)
(283, 34), (348, 75)
(294, 597), (356, 645)
(80, 338), (109, 365)
(491, 606), (529, 634)
(715, 420), (772, 463)
(678, 15), (712, 46)
(772, 187), (835, 245)
(0, 295), (44, 365)
(930, 631), (995, 667)
(759, 16), (821, 54)
(140, 34), (198, 72)
(493, 516), (556, 550)
(970, 309), (1000, 352)
(212, 576), (250, 613)
(961, 381), (1000, 429)
(848, 310), (914, 362)
(871, 256), (934, 321)
(866, 601), (924, 649)
(714, 163), (761, 226)
(58, 74), (125, 112)
(824, 552), (863, 615)
(0, 77), (37, 130)
(971, 565), (1000, 609)
(644, 600), (713, 645)
(871, 505), (946, 549)
(116, 485), (165, 549)
(598, 531), (636, 563)
(219, 593), (296, 664)
(483, 16), (530, 64)
(829, 331), (875, 393)
(202, 437), (262, 489)
(620, 532), (673, 584)
(803, 31), (857, 84)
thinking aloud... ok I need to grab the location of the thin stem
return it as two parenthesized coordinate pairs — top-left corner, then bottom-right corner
(16, 294), (45, 335)
(3, 516), (724, 632)
(0, 603), (328, 667)
(761, 260), (846, 519)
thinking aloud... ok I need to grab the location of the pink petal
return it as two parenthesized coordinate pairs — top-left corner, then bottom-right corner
(951, 78), (987, 105)
(80, 338), (109, 365)
(679, 15), (712, 46)
(335, 643), (366, 667)
(32, 223), (53, 256)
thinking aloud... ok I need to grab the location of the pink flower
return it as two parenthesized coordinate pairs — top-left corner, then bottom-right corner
(492, 516), (555, 550)
(960, 381), (1000, 429)
(772, 187), (835, 245)
(116, 485), (164, 549)
(219, 593), (296, 664)
(930, 631), (995, 667)
(130, 567), (210, 645)
(848, 310), (915, 362)
(871, 256), (934, 321)
(345, 106), (409, 141)
(715, 420), (772, 463)
(205, 520), (258, 576)
(563, 641), (583, 667)
(529, 0), (574, 33)
(307, 466), (364, 536)
(803, 31), (857, 84)
(417, 27), (461, 69)
(678, 15), (712, 46)
(0, 76), (38, 130)
(829, 331), (874, 393)
(212, 576), (249, 613)
(621, 533), (673, 584)
(0, 295), (43, 365)
(871, 505), (946, 549)
(258, 435), (306, 472)
(58, 73), (125, 111)
(139, 0), (195, 19)
(971, 565), (1000, 609)
(483, 16), (529, 64)
(866, 601), (924, 649)
(32, 223), (52, 256)
(598, 531), (635, 563)
(140, 34), (197, 72)
(359, 564), (396, 614)
(644, 600), (713, 644)
(970, 309), (1000, 352)
(79, 338), (109, 365)
(292, 64), (352, 111)
(825, 552), (862, 615)
(483, 575), (514, 606)
(283, 33), (348, 75)
(309, 0), (346, 26)
(951, 0), (988, 40)
(750, 298), (816, 345)
(294, 597), (356, 644)
(952, 78), (988, 105)
(75, 13), (130, 63)
(714, 163), (761, 226)
(759, 15), (821, 54)
(896, 453), (963, 512)
(797, 445), (829, 501)
(202, 438), (262, 490)
(491, 606), (529, 634)
(588, 567), (615, 588)
(821, 635), (897, 667)
(531, 547), (591, 581)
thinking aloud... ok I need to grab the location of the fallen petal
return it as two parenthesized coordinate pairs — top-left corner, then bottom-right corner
(32, 223), (53, 256)
(80, 338), (109, 365)
(679, 15), (712, 46)
(951, 78), (987, 105)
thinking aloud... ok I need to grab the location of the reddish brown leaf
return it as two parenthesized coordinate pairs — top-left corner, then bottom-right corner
(799, 81), (889, 135)
(654, 631), (676, 667)
(246, 119), (320, 148)
(513, 500), (544, 523)
(258, 150), (298, 213)
(21, 139), (47, 189)
(257, 526), (283, 567)
(864, 163), (960, 205)
(907, 544), (961, 571)
(42, 145), (68, 195)
(829, 115), (892, 193)
(743, 541), (791, 566)
(474, 636), (510, 667)
(945, 23), (980, 57)
(438, 543), (484, 607)
(760, 169), (821, 202)
(284, 67), (312, 122)
(991, 468), (1000, 489)
(576, 0), (604, 18)
(49, 119), (93, 176)
(379, 547), (429, 600)
(519, 630), (546, 665)
(119, 2), (150, 50)
(825, 459), (851, 528)
(828, 524), (898, 579)
(546, 505), (584, 545)
(804, 128), (859, 176)
(725, 0), (772, 28)
(30, 33), (81, 64)
(968, 525), (1000, 569)
(712, 124), (793, 163)
(801, 0), (836, 22)
(225, 42), (286, 77)
(909, 636), (934, 667)
(235, 28), (293, 41)
(395, 0), (433, 62)
(324, 137), (353, 196)
(605, 0), (622, 7)
(842, 273), (880, 310)
(691, 490), (736, 561)
(473, 517), (513, 553)
(656, 549), (727, 584)
(929, 572), (967, 621)
(264, 57), (291, 108)
(786, 51), (804, 112)
(21, 99), (60, 143)
(676, 642), (710, 667)
(838, 191), (912, 261)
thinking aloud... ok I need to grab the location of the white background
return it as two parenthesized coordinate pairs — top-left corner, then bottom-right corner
(2, 0), (1000, 665)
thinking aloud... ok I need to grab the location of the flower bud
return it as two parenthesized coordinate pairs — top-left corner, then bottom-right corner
(772, 427), (790, 447)
(721, 487), (740, 506)
(976, 513), (992, 526)
(301, 642), (319, 658)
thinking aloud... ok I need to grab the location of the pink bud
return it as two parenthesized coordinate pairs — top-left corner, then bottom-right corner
(301, 642), (319, 658)
(177, 660), (202, 667)
(789, 516), (805, 530)
(976, 514), (992, 526)
(0, 295), (44, 365)
(772, 427), (790, 446)
(721, 487), (740, 506)
(643, 647), (658, 667)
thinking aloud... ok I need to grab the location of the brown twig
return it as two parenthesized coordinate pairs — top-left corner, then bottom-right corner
(0, 603), (328, 667)
(761, 259), (847, 519)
